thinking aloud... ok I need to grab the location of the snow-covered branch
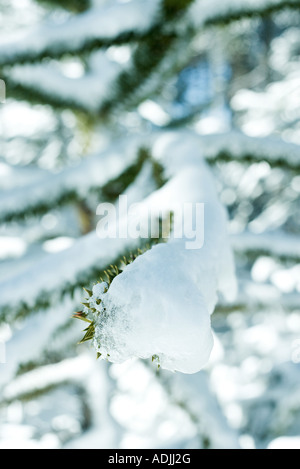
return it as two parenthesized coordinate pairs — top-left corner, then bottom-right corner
(0, 0), (160, 66)
(0, 230), (140, 323)
(0, 159), (158, 322)
(0, 354), (94, 404)
(0, 300), (79, 390)
(152, 130), (300, 171)
(200, 131), (300, 171)
(0, 138), (145, 223)
(190, 0), (300, 29)
(81, 153), (237, 374)
(231, 231), (300, 262)
(3, 130), (298, 225)
(5, 55), (121, 113)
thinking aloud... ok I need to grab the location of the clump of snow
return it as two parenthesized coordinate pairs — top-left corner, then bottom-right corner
(92, 282), (108, 298)
(94, 242), (214, 374)
(87, 282), (109, 314)
(87, 162), (236, 374)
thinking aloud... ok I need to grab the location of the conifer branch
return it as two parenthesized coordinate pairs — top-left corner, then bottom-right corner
(0, 143), (148, 224)
(0, 356), (91, 406)
(0, 0), (161, 67)
(192, 0), (300, 30)
(0, 243), (142, 324)
(2, 76), (93, 113)
(0, 152), (166, 323)
(201, 132), (300, 171)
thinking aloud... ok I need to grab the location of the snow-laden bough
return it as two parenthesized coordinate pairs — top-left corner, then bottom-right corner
(79, 157), (237, 374)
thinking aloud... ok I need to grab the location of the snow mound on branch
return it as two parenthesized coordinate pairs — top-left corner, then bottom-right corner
(90, 164), (236, 374)
(95, 242), (214, 374)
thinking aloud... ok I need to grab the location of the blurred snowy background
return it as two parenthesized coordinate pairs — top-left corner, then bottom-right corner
(0, 0), (300, 450)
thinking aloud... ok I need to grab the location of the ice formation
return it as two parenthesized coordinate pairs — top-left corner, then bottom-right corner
(86, 162), (237, 374)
